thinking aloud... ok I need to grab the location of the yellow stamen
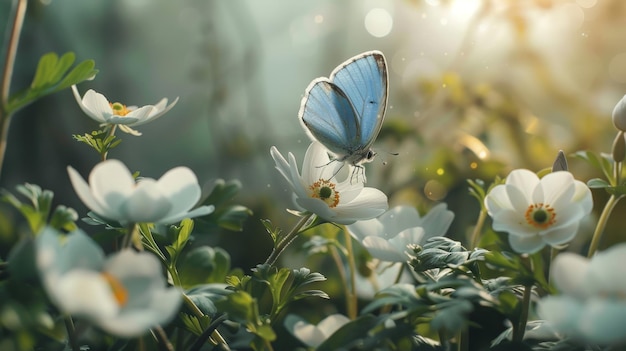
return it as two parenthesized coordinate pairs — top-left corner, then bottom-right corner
(110, 102), (130, 116)
(309, 178), (340, 208)
(102, 272), (129, 306)
(524, 203), (556, 229)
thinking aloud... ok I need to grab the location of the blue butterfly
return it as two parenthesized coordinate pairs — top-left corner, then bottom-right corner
(299, 51), (388, 179)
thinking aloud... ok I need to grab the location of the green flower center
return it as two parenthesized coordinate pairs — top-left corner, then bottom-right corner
(525, 203), (556, 229)
(110, 102), (130, 116)
(309, 179), (340, 208)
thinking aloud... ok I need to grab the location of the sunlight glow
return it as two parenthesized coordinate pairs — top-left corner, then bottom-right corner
(364, 8), (393, 38)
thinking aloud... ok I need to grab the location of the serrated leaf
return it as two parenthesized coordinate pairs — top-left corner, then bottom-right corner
(48, 205), (78, 231)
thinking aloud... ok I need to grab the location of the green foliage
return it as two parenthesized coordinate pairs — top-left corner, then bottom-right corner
(5, 52), (98, 114)
(1, 184), (77, 234)
(73, 129), (122, 159)
(178, 246), (231, 288)
(197, 179), (252, 232)
(573, 150), (615, 185)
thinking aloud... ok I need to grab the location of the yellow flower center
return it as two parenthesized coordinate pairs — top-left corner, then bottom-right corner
(110, 102), (130, 116)
(525, 203), (556, 229)
(102, 272), (129, 306)
(309, 178), (340, 208)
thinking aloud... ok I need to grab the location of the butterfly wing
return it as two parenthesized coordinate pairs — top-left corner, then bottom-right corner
(299, 78), (361, 158)
(299, 51), (388, 165)
(329, 51), (388, 155)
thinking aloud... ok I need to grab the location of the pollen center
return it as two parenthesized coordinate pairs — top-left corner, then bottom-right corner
(102, 272), (129, 306)
(309, 178), (340, 208)
(525, 203), (556, 229)
(110, 102), (130, 116)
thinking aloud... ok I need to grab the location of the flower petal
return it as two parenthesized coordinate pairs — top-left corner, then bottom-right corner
(508, 233), (545, 254)
(67, 165), (115, 220)
(550, 252), (589, 296)
(156, 167), (202, 217)
(121, 179), (172, 223)
(362, 236), (407, 262)
(88, 160), (136, 221)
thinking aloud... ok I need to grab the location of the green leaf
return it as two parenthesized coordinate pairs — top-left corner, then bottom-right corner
(185, 284), (232, 316)
(587, 178), (610, 188)
(1, 183), (75, 234)
(56, 59), (97, 90)
(6, 52), (98, 114)
(197, 179), (252, 231)
(572, 150), (614, 184)
(178, 246), (231, 288)
(48, 205), (78, 232)
(316, 315), (379, 351)
(165, 218), (194, 265)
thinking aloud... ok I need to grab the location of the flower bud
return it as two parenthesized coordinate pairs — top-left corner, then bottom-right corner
(551, 150), (568, 172)
(612, 94), (626, 132)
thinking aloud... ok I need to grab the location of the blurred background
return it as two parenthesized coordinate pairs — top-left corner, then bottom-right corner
(2, 0), (626, 267)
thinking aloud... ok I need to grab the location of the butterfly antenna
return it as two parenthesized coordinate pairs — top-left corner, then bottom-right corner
(379, 149), (399, 166)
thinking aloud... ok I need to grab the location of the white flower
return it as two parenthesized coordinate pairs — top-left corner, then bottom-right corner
(68, 159), (213, 225)
(537, 244), (626, 345)
(347, 204), (454, 262)
(484, 169), (592, 254)
(285, 313), (350, 348)
(72, 85), (178, 136)
(36, 227), (182, 337)
(270, 142), (388, 225)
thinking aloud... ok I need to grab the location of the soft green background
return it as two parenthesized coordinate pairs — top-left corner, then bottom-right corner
(2, 0), (626, 265)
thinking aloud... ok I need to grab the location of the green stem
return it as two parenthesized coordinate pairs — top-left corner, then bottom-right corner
(264, 214), (312, 266)
(64, 316), (79, 351)
(458, 327), (469, 351)
(182, 293), (229, 349)
(343, 229), (358, 320)
(587, 194), (623, 258)
(122, 223), (138, 249)
(329, 245), (352, 315)
(513, 283), (532, 342)
(102, 124), (117, 161)
(152, 325), (174, 351)
(470, 209), (487, 249)
(0, 0), (27, 177)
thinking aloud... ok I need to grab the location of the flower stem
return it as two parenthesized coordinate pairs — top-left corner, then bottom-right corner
(122, 223), (139, 249)
(343, 228), (358, 320)
(264, 214), (313, 266)
(182, 293), (230, 349)
(64, 316), (79, 351)
(469, 208), (487, 249)
(152, 325), (174, 351)
(587, 194), (623, 258)
(102, 124), (117, 161)
(512, 283), (532, 342)
(329, 245), (352, 316)
(0, 0), (27, 178)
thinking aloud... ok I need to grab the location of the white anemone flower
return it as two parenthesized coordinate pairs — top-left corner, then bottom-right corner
(285, 313), (350, 348)
(36, 227), (182, 337)
(484, 169), (592, 254)
(68, 159), (214, 225)
(347, 204), (454, 262)
(537, 244), (626, 345)
(72, 85), (178, 136)
(270, 142), (388, 225)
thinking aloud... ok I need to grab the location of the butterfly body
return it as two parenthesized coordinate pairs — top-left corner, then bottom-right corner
(299, 51), (388, 168)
